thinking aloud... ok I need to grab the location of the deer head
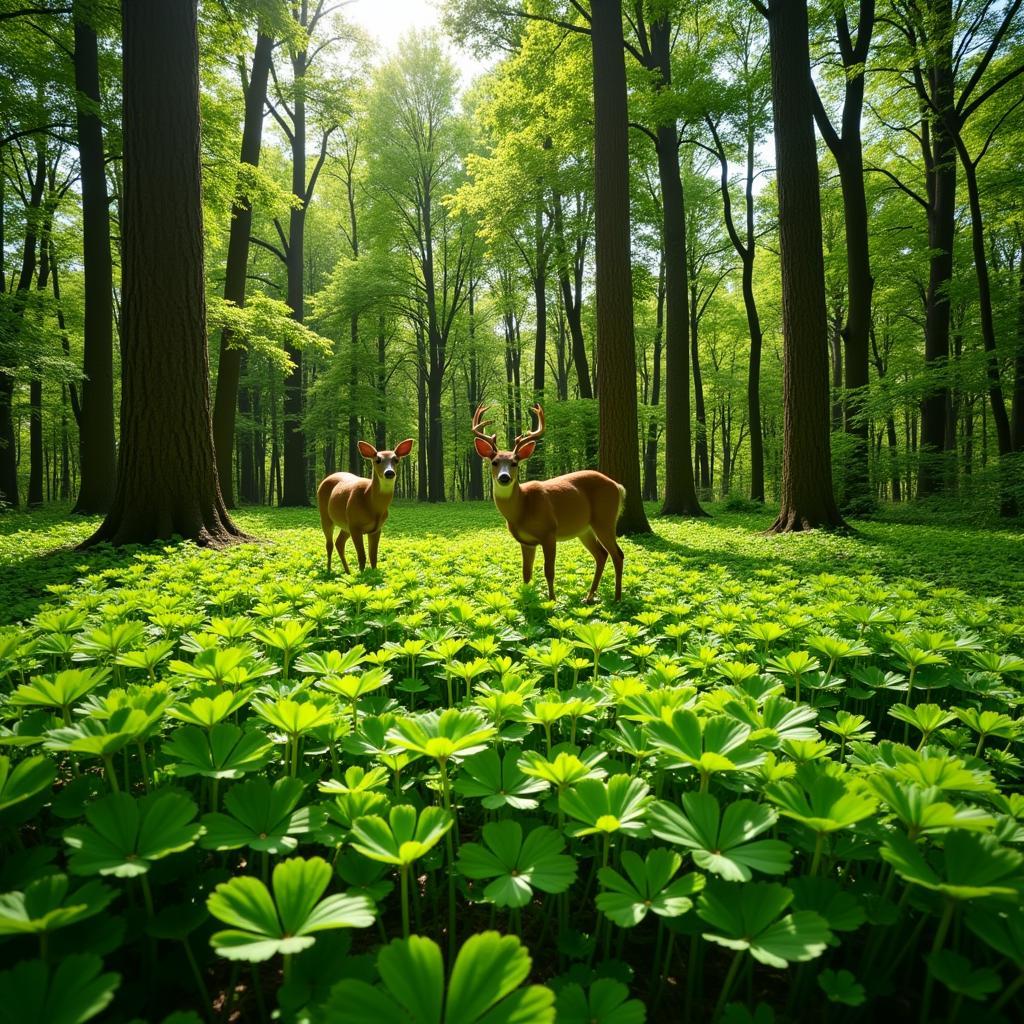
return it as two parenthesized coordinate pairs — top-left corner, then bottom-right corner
(472, 404), (545, 493)
(357, 439), (414, 489)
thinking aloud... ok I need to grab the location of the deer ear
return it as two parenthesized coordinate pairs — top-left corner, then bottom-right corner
(516, 440), (536, 461)
(394, 438), (414, 458)
(474, 437), (495, 459)
(357, 441), (377, 460)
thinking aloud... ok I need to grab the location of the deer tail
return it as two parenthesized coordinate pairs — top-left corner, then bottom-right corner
(616, 482), (626, 521)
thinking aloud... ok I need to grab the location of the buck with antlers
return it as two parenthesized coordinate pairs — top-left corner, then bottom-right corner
(472, 403), (625, 603)
(317, 439), (413, 573)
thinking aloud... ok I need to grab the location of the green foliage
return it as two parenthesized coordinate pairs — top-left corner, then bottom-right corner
(1, 504), (1023, 1021)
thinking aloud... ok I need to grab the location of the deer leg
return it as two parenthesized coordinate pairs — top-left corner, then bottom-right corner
(324, 523), (334, 572)
(351, 530), (367, 571)
(368, 530), (381, 569)
(579, 530), (608, 604)
(335, 532), (350, 574)
(541, 539), (557, 602)
(593, 526), (624, 602)
(521, 543), (537, 584)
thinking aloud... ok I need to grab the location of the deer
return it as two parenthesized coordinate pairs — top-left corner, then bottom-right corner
(317, 439), (414, 573)
(472, 403), (625, 603)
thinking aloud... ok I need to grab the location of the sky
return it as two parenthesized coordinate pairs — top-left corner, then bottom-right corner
(345, 0), (490, 84)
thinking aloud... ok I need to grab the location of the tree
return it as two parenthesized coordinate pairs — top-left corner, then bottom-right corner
(70, 0), (116, 515)
(761, 0), (844, 532)
(810, 0), (875, 512)
(211, 22), (275, 507)
(83, 0), (242, 547)
(591, 0), (650, 532)
(631, 6), (705, 517)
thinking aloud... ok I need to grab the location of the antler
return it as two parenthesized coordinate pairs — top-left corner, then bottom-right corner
(472, 403), (498, 452)
(514, 403), (545, 452)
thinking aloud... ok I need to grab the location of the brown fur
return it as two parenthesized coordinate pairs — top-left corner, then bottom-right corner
(317, 439), (412, 572)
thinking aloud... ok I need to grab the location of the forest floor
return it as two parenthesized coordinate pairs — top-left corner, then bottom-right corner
(3, 501), (1024, 1022)
(2, 500), (1022, 626)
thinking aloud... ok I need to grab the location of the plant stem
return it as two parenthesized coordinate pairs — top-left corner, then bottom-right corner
(400, 864), (411, 938)
(182, 939), (212, 1021)
(713, 950), (745, 1022)
(919, 900), (955, 1024)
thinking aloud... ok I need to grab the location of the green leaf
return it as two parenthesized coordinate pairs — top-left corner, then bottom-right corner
(64, 791), (202, 877)
(559, 774), (651, 837)
(698, 881), (831, 969)
(926, 950), (1001, 1000)
(648, 793), (791, 881)
(0, 755), (55, 811)
(349, 805), (452, 868)
(0, 954), (120, 1024)
(555, 978), (646, 1024)
(319, 931), (555, 1024)
(200, 777), (322, 854)
(163, 723), (273, 779)
(596, 848), (703, 927)
(817, 969), (865, 1007)
(880, 831), (1023, 900)
(207, 855), (375, 963)
(456, 820), (575, 908)
(0, 874), (114, 935)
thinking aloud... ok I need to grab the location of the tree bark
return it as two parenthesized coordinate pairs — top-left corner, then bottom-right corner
(281, 39), (309, 506)
(590, 0), (649, 532)
(707, 116), (765, 501)
(811, 0), (874, 511)
(642, 255), (664, 501)
(211, 29), (273, 507)
(83, 0), (243, 547)
(71, 0), (117, 514)
(765, 0), (844, 533)
(0, 139), (46, 509)
(917, 0), (956, 496)
(648, 15), (704, 517)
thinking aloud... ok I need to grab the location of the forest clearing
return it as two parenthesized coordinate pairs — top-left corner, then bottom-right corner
(2, 0), (1024, 1021)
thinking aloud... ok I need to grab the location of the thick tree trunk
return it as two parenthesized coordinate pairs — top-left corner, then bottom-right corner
(766, 0), (844, 533)
(83, 0), (242, 547)
(917, 0), (956, 496)
(650, 17), (704, 517)
(590, 0), (649, 533)
(211, 29), (273, 508)
(71, 0), (117, 514)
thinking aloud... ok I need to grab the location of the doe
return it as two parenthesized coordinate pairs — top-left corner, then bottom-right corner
(317, 439), (413, 572)
(472, 403), (625, 603)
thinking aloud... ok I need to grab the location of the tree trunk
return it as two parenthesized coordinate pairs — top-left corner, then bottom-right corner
(650, 16), (704, 517)
(71, 0), (117, 514)
(590, 0), (650, 533)
(766, 0), (844, 533)
(281, 43), (309, 507)
(531, 205), (547, 478)
(553, 193), (593, 399)
(0, 140), (47, 509)
(708, 116), (764, 501)
(375, 316), (387, 449)
(643, 256), (664, 501)
(917, 0), (956, 496)
(83, 0), (242, 547)
(211, 29), (273, 508)
(1013, 258), (1024, 453)
(691, 286), (710, 491)
(956, 147), (1015, 514)
(811, 0), (875, 511)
